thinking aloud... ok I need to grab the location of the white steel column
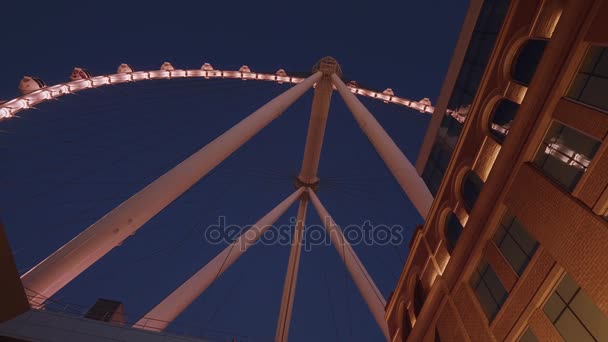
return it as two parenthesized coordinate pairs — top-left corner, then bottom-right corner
(275, 198), (308, 342)
(308, 190), (390, 341)
(136, 188), (305, 332)
(297, 77), (333, 184)
(21, 72), (322, 306)
(331, 74), (433, 218)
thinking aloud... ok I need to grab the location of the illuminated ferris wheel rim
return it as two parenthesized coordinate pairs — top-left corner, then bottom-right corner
(0, 62), (435, 121)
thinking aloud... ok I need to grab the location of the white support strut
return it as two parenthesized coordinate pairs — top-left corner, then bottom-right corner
(308, 190), (390, 341)
(21, 72), (322, 306)
(275, 198), (308, 342)
(135, 187), (306, 332)
(331, 74), (433, 218)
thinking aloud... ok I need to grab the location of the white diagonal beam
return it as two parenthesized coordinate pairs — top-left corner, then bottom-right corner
(275, 197), (308, 342)
(136, 187), (305, 332)
(331, 74), (433, 218)
(22, 72), (322, 306)
(308, 190), (390, 341)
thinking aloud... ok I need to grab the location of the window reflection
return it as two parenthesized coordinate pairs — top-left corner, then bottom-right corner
(533, 122), (600, 191)
(490, 100), (519, 143)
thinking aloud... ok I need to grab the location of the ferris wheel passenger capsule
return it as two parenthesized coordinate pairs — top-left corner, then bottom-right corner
(201, 63), (214, 71)
(382, 88), (394, 103)
(160, 62), (175, 71)
(276, 69), (287, 84)
(70, 68), (92, 81)
(19, 76), (47, 95)
(117, 63), (133, 73)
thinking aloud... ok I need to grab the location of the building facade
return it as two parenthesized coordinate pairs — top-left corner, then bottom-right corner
(386, 0), (608, 341)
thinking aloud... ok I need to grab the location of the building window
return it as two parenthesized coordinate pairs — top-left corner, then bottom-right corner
(493, 211), (538, 275)
(490, 99), (519, 143)
(421, 0), (511, 194)
(512, 40), (548, 86)
(422, 142), (452, 196)
(446, 212), (463, 252)
(462, 171), (484, 211)
(402, 313), (412, 342)
(413, 280), (426, 316)
(471, 257), (508, 321)
(518, 328), (539, 342)
(542, 273), (608, 341)
(567, 45), (608, 112)
(533, 122), (600, 191)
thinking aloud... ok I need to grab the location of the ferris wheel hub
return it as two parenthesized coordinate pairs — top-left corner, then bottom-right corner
(312, 56), (342, 78)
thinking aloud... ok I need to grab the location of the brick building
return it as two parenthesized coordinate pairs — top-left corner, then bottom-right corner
(385, 0), (608, 341)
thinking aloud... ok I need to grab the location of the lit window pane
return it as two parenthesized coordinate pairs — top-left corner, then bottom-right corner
(554, 309), (595, 342)
(519, 328), (539, 342)
(543, 292), (566, 323)
(543, 272), (608, 342)
(556, 273), (579, 302)
(570, 291), (608, 340)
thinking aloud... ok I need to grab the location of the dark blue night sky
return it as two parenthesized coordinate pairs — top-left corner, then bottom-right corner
(0, 1), (467, 341)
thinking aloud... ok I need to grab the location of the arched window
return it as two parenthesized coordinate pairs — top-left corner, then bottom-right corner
(462, 171), (484, 211)
(489, 99), (519, 143)
(446, 212), (464, 252)
(413, 279), (426, 316)
(512, 39), (548, 86)
(401, 313), (412, 342)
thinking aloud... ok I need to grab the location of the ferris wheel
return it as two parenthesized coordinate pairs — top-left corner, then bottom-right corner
(1, 57), (436, 342)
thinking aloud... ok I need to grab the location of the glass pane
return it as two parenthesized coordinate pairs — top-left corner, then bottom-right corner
(557, 273), (580, 302)
(446, 214), (463, 251)
(533, 122), (599, 192)
(560, 125), (601, 157)
(500, 234), (529, 274)
(483, 266), (508, 305)
(544, 292), (566, 323)
(580, 76), (608, 111)
(566, 73), (589, 100)
(475, 283), (500, 320)
(509, 218), (538, 256)
(593, 48), (608, 78)
(493, 224), (507, 246)
(539, 155), (582, 191)
(554, 309), (595, 342)
(570, 290), (608, 340)
(463, 172), (484, 210)
(519, 328), (539, 342)
(580, 46), (604, 73)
